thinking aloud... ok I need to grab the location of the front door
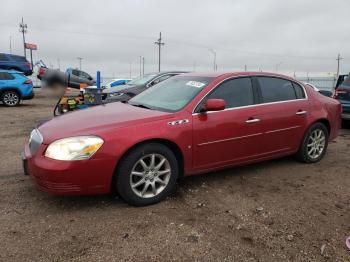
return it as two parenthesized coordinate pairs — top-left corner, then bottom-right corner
(192, 77), (263, 170)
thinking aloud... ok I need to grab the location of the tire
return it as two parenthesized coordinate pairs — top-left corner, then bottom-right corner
(295, 122), (329, 163)
(115, 143), (179, 206)
(1, 90), (20, 107)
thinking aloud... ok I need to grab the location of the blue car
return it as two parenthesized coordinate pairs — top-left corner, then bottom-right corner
(0, 70), (34, 106)
(0, 53), (32, 76)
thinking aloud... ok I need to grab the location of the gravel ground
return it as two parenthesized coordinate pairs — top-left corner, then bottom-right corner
(0, 90), (349, 262)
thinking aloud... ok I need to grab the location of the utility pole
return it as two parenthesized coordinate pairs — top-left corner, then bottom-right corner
(244, 65), (247, 71)
(275, 62), (283, 72)
(336, 53), (343, 77)
(154, 32), (165, 72)
(9, 36), (12, 54)
(77, 57), (83, 70)
(139, 56), (141, 76)
(142, 57), (145, 75)
(57, 58), (61, 70)
(19, 18), (27, 58)
(209, 49), (217, 72)
(129, 62), (132, 79)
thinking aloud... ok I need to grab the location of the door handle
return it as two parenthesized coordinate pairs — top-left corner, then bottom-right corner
(296, 110), (307, 115)
(246, 118), (260, 123)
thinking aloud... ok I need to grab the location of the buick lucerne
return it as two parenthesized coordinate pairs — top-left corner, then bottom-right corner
(22, 72), (341, 206)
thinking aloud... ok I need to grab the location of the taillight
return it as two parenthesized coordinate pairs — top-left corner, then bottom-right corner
(24, 79), (32, 85)
(38, 67), (45, 76)
(333, 88), (348, 99)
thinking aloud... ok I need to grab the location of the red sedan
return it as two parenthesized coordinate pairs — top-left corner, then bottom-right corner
(23, 72), (341, 206)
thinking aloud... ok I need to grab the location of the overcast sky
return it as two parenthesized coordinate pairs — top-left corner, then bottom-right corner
(1, 0), (349, 78)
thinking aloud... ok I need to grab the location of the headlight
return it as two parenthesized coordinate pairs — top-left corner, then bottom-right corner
(45, 136), (104, 161)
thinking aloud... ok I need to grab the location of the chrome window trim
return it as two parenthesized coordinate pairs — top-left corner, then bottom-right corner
(192, 74), (308, 115)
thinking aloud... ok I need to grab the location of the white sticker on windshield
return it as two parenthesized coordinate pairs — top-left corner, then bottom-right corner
(186, 81), (206, 88)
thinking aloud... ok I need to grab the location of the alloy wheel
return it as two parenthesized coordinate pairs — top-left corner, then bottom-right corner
(130, 154), (171, 198)
(307, 129), (326, 159)
(3, 92), (19, 106)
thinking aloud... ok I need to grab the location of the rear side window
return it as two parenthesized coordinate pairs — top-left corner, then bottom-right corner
(71, 70), (80, 76)
(293, 83), (306, 99)
(0, 72), (15, 80)
(0, 54), (9, 61)
(205, 77), (254, 109)
(257, 77), (296, 103)
(11, 55), (27, 62)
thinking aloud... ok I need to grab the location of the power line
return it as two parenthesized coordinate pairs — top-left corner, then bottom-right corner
(154, 32), (165, 72)
(2, 22), (348, 62)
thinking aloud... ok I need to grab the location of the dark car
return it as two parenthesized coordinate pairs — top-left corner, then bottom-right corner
(334, 74), (350, 121)
(0, 53), (32, 76)
(102, 71), (188, 103)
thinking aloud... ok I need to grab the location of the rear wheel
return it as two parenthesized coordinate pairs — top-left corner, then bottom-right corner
(1, 91), (20, 107)
(295, 122), (328, 163)
(115, 143), (179, 206)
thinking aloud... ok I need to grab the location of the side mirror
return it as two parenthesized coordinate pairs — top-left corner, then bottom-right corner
(201, 99), (226, 112)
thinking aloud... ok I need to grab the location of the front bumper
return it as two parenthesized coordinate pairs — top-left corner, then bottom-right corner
(22, 143), (116, 196)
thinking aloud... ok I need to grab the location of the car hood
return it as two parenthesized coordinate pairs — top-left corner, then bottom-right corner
(103, 85), (140, 94)
(38, 102), (172, 144)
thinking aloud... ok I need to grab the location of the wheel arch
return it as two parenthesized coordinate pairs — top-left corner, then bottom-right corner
(313, 118), (331, 135)
(0, 87), (22, 98)
(111, 138), (185, 192)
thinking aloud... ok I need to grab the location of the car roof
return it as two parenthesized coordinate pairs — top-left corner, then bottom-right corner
(0, 53), (25, 58)
(178, 71), (297, 79)
(0, 69), (24, 74)
(146, 71), (190, 75)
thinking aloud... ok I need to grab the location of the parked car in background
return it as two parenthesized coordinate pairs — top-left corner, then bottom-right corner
(23, 72), (341, 206)
(0, 70), (34, 106)
(105, 79), (131, 88)
(334, 74), (350, 121)
(38, 67), (95, 88)
(0, 53), (32, 76)
(102, 71), (188, 103)
(305, 83), (333, 97)
(82, 79), (131, 93)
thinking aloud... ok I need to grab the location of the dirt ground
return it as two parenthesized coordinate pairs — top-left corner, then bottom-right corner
(0, 90), (349, 262)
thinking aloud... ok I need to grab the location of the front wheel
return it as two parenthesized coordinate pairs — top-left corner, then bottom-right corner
(115, 143), (179, 206)
(1, 91), (20, 106)
(295, 122), (329, 163)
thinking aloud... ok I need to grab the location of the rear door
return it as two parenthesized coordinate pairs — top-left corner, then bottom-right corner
(254, 76), (309, 155)
(0, 72), (16, 88)
(192, 77), (263, 170)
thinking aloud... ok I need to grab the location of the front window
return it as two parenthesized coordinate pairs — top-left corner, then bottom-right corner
(127, 74), (157, 86)
(129, 76), (214, 112)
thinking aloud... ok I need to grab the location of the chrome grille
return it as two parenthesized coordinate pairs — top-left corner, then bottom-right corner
(29, 129), (43, 155)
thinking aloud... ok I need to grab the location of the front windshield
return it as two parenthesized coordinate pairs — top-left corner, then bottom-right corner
(127, 74), (156, 85)
(129, 76), (214, 112)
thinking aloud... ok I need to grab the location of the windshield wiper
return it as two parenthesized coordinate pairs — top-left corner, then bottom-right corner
(129, 103), (153, 110)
